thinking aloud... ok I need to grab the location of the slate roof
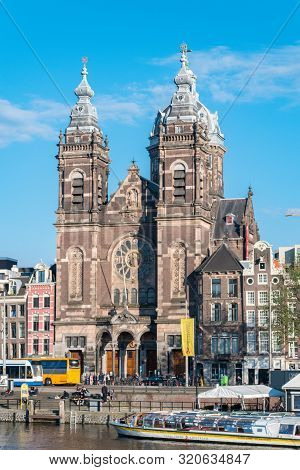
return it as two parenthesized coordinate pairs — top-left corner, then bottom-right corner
(195, 243), (244, 273)
(213, 198), (247, 240)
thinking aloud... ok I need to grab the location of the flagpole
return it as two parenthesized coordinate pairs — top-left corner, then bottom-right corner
(185, 290), (189, 388)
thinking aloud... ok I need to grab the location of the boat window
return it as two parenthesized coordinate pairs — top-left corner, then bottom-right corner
(294, 426), (300, 436)
(165, 417), (176, 429)
(279, 424), (294, 435)
(136, 418), (143, 426)
(143, 418), (153, 428)
(153, 418), (164, 428)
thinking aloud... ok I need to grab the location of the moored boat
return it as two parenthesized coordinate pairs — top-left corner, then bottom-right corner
(111, 411), (300, 447)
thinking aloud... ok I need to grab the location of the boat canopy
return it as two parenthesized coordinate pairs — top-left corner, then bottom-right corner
(198, 385), (284, 400)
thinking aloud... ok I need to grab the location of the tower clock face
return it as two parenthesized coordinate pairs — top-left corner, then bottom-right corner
(113, 237), (154, 281)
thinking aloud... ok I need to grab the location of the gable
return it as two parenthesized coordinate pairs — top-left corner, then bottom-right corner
(196, 243), (243, 273)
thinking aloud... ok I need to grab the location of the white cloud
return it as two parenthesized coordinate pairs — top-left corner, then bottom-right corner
(154, 44), (300, 104)
(0, 98), (67, 147)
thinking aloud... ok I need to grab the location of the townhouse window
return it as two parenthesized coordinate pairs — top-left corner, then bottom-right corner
(246, 310), (255, 327)
(44, 295), (50, 308)
(211, 279), (221, 298)
(258, 291), (268, 305)
(66, 337), (71, 348)
(258, 273), (268, 284)
(272, 333), (281, 353)
(33, 296), (39, 308)
(211, 303), (221, 322)
(228, 303), (238, 322)
(288, 341), (298, 358)
(19, 305), (25, 316)
(12, 343), (17, 358)
(271, 290), (280, 304)
(259, 332), (269, 354)
(20, 343), (25, 358)
(211, 336), (218, 354)
(232, 335), (239, 354)
(71, 337), (78, 348)
(33, 339), (39, 355)
(173, 163), (186, 203)
(167, 335), (174, 347)
(219, 336), (230, 354)
(19, 322), (25, 338)
(43, 338), (50, 355)
(246, 291), (255, 306)
(247, 331), (256, 353)
(33, 315), (39, 332)
(11, 323), (17, 339)
(174, 335), (182, 348)
(258, 310), (268, 326)
(228, 279), (238, 297)
(44, 315), (50, 331)
(79, 336), (86, 347)
(259, 262), (266, 270)
(10, 305), (17, 317)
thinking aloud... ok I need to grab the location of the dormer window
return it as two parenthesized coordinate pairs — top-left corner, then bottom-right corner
(225, 213), (235, 225)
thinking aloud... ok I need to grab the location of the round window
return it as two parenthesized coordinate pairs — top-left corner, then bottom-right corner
(247, 278), (254, 285)
(272, 277), (279, 284)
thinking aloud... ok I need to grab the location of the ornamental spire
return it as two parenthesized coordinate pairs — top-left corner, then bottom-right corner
(67, 57), (99, 132)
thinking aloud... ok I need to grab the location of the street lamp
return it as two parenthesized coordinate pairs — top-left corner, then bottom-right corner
(1, 289), (7, 376)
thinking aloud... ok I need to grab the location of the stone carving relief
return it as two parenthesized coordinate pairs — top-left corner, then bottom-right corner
(171, 242), (186, 296)
(68, 247), (83, 302)
(126, 188), (138, 208)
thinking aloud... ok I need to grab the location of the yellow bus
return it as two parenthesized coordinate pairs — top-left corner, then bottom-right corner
(26, 357), (81, 385)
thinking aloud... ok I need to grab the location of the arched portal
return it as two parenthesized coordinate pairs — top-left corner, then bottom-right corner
(98, 332), (112, 375)
(140, 332), (157, 377)
(117, 332), (135, 378)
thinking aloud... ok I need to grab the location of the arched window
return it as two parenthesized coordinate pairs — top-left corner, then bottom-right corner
(43, 295), (50, 308)
(139, 288), (147, 305)
(173, 163), (186, 203)
(121, 288), (128, 306)
(131, 288), (138, 305)
(71, 171), (84, 209)
(147, 288), (155, 305)
(113, 289), (120, 306)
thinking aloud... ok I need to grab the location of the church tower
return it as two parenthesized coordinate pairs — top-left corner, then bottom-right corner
(147, 45), (226, 375)
(55, 59), (109, 363)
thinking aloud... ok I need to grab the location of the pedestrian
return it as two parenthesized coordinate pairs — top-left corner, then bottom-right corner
(101, 384), (108, 402)
(89, 373), (94, 386)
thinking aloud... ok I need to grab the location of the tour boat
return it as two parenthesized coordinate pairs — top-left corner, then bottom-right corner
(111, 411), (300, 447)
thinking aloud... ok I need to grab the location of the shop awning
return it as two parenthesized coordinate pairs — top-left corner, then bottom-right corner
(198, 384), (284, 400)
(282, 374), (300, 390)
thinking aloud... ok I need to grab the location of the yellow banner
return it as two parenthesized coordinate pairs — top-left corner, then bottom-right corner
(181, 318), (195, 356)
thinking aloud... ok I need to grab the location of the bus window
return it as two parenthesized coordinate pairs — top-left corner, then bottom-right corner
(7, 366), (19, 379)
(69, 360), (79, 368)
(20, 366), (25, 379)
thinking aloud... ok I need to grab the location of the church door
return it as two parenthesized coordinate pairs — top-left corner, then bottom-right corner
(172, 350), (185, 376)
(127, 350), (136, 376)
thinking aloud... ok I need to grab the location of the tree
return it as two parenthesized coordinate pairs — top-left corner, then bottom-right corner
(272, 263), (300, 353)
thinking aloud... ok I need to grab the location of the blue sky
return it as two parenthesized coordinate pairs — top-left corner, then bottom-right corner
(0, 0), (300, 266)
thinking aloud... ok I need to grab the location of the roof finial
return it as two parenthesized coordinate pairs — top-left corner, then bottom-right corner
(248, 185), (253, 198)
(180, 43), (192, 68)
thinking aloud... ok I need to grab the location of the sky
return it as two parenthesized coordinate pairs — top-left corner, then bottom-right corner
(0, 0), (300, 266)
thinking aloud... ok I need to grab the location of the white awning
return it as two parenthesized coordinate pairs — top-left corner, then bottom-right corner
(198, 385), (284, 400)
(282, 374), (300, 390)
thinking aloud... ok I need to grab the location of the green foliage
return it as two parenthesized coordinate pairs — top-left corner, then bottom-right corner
(272, 263), (300, 348)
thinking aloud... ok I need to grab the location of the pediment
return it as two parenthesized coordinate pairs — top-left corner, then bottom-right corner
(110, 309), (138, 325)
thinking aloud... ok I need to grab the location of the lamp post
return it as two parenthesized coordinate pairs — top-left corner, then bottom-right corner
(1, 289), (7, 376)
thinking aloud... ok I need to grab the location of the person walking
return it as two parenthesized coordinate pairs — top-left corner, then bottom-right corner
(101, 384), (108, 402)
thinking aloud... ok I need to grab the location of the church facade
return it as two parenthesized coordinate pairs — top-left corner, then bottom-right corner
(54, 46), (259, 380)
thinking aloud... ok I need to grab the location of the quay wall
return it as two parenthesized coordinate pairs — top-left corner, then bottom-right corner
(0, 410), (127, 425)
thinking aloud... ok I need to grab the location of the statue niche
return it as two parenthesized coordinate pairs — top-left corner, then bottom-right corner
(68, 247), (83, 302)
(171, 242), (186, 297)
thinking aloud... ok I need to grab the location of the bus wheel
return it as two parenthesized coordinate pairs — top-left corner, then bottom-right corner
(45, 378), (52, 386)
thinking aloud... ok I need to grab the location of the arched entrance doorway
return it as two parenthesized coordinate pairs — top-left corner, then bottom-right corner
(140, 332), (157, 377)
(117, 332), (136, 378)
(98, 332), (113, 375)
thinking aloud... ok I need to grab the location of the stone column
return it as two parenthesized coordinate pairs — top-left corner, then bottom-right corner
(135, 342), (140, 375)
(112, 343), (116, 376)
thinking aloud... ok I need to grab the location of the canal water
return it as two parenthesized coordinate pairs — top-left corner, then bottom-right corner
(0, 423), (271, 450)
